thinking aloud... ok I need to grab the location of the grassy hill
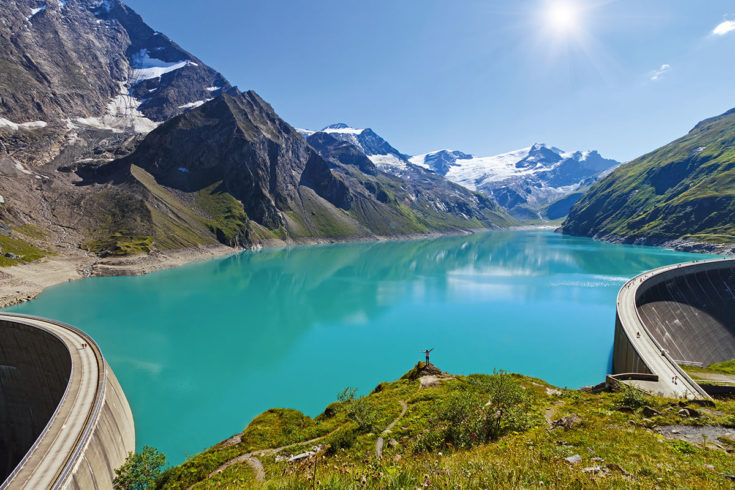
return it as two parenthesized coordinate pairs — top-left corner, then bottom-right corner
(147, 364), (735, 489)
(560, 108), (735, 247)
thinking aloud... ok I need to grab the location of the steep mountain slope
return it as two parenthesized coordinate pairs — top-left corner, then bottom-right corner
(302, 125), (619, 220)
(306, 133), (513, 234)
(0, 0), (231, 166)
(77, 93), (511, 254)
(298, 124), (410, 173)
(561, 108), (735, 250)
(411, 144), (620, 219)
(0, 0), (514, 262)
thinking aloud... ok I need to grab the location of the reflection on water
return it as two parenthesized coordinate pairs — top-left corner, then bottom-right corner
(5, 231), (717, 463)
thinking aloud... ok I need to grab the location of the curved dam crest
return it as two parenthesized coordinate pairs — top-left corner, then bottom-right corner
(0, 314), (134, 489)
(614, 258), (735, 399)
(5, 230), (719, 464)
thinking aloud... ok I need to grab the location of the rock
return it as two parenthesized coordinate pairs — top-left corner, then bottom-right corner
(686, 407), (700, 418)
(720, 473), (735, 482)
(642, 406), (661, 418)
(0, 222), (11, 237)
(388, 439), (399, 448)
(678, 409), (691, 418)
(546, 387), (563, 396)
(606, 463), (630, 476)
(618, 405), (634, 413)
(4, 253), (17, 259)
(579, 382), (609, 393)
(551, 414), (582, 430)
(591, 457), (605, 463)
(565, 454), (582, 465)
(582, 466), (605, 474)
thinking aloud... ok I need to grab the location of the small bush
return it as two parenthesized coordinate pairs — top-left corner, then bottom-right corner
(347, 397), (379, 434)
(414, 371), (535, 452)
(325, 429), (356, 455)
(671, 440), (698, 455)
(336, 386), (358, 402)
(617, 386), (650, 410)
(114, 446), (166, 490)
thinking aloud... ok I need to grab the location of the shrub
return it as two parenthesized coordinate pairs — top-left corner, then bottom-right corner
(325, 429), (357, 455)
(415, 371), (535, 452)
(347, 397), (379, 434)
(617, 385), (650, 410)
(114, 446), (166, 490)
(336, 386), (358, 402)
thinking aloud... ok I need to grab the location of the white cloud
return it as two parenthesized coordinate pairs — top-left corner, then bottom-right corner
(650, 64), (671, 81)
(713, 20), (735, 36)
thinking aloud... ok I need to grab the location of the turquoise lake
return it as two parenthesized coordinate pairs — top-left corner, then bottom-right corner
(5, 230), (718, 464)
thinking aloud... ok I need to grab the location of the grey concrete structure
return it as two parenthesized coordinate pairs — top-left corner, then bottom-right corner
(0, 314), (134, 489)
(613, 259), (735, 399)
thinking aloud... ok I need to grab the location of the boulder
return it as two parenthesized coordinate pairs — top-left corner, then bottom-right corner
(642, 406), (661, 418)
(551, 414), (582, 431)
(565, 454), (582, 465)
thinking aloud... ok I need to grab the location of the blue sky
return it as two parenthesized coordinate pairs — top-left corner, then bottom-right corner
(126, 0), (735, 162)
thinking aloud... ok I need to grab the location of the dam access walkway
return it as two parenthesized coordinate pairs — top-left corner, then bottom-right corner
(613, 259), (735, 400)
(0, 314), (134, 490)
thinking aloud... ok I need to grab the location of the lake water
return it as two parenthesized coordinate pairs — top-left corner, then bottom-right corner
(4, 231), (717, 464)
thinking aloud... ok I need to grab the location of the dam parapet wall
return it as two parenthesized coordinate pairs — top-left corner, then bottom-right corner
(0, 314), (134, 489)
(613, 258), (735, 399)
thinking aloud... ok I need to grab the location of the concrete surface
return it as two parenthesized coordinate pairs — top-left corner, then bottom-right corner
(0, 314), (134, 489)
(611, 260), (735, 399)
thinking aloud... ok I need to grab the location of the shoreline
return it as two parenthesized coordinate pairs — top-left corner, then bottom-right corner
(4, 226), (729, 310)
(0, 228), (488, 309)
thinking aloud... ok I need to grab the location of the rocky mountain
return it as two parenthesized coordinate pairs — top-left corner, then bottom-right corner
(76, 92), (512, 254)
(298, 124), (410, 174)
(410, 144), (620, 219)
(305, 132), (512, 234)
(560, 108), (735, 251)
(303, 125), (620, 220)
(0, 0), (512, 263)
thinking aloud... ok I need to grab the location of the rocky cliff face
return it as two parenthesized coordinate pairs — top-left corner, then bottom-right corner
(0, 0), (512, 261)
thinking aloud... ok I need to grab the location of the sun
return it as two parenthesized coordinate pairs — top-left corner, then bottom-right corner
(546, 1), (580, 35)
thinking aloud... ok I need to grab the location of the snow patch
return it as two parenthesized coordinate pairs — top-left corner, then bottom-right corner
(75, 83), (158, 134)
(322, 126), (364, 135)
(0, 195), (4, 204)
(205, 86), (222, 92)
(130, 49), (197, 85)
(28, 5), (46, 20)
(0, 118), (48, 131)
(178, 99), (212, 110)
(15, 162), (33, 175)
(296, 128), (315, 137)
(177, 167), (189, 173)
(369, 154), (407, 171)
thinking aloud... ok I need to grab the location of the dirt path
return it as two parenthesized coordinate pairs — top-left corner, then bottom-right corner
(207, 453), (264, 483)
(204, 424), (346, 485)
(376, 400), (408, 458)
(689, 371), (735, 386)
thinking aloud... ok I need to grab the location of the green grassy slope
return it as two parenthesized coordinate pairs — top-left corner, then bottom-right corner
(561, 108), (735, 245)
(153, 365), (735, 489)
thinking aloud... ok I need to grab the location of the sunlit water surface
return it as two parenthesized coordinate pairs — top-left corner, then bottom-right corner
(5, 231), (718, 463)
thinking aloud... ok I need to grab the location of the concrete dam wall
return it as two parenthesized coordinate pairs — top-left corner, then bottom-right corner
(0, 314), (135, 489)
(613, 258), (735, 399)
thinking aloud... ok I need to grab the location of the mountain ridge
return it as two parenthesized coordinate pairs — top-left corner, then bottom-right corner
(560, 107), (735, 253)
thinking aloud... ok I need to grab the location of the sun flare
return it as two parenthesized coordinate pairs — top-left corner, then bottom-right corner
(546, 1), (580, 34)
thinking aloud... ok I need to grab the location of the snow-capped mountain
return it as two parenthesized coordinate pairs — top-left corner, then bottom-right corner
(298, 124), (411, 173)
(410, 144), (620, 218)
(301, 126), (619, 220)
